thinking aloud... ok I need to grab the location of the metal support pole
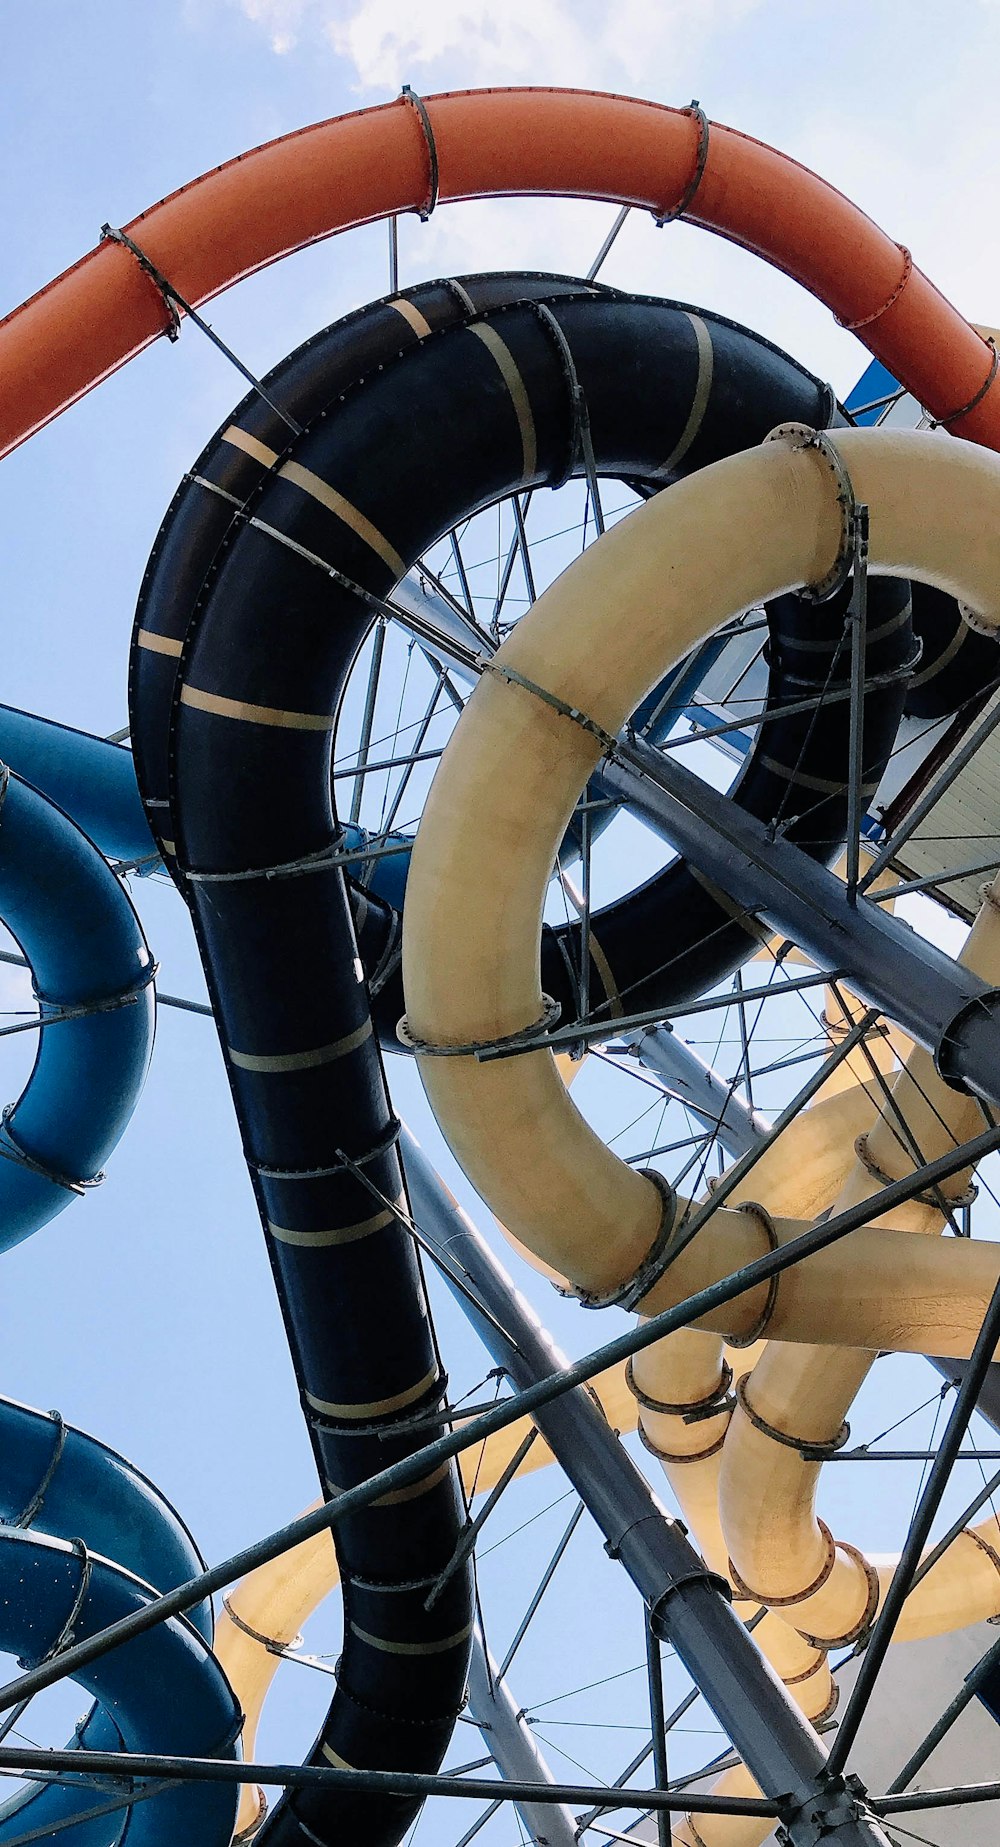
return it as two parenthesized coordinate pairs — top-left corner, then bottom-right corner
(401, 1127), (892, 1847)
(626, 1025), (770, 1160)
(885, 1632), (1000, 1795)
(468, 1627), (579, 1847)
(645, 1620), (672, 1847)
(827, 1275), (1000, 1776)
(598, 737), (1000, 1106)
(844, 506), (870, 904)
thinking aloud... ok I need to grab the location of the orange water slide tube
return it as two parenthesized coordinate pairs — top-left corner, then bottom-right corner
(1, 87), (997, 460)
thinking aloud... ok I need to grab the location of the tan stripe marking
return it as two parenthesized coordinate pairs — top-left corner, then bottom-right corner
(658, 313), (714, 474)
(325, 1459), (452, 1507)
(760, 756), (877, 797)
(137, 629), (183, 658)
(228, 1017), (371, 1073)
(321, 1743), (354, 1771)
(910, 620), (969, 687)
(278, 460), (406, 578)
(387, 296), (433, 339)
(267, 1203), (398, 1248)
(179, 684), (334, 731)
(586, 926), (623, 1019)
(469, 324), (537, 478)
(350, 1620), (473, 1657)
(306, 1364), (439, 1421)
(160, 840), (176, 857)
(222, 425), (279, 468)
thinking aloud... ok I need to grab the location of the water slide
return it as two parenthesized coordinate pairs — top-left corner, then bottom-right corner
(0, 1399), (239, 1847)
(5, 83), (1000, 1847)
(400, 424), (1000, 1841)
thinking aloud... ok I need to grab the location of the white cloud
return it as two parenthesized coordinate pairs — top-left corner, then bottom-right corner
(229, 0), (762, 90)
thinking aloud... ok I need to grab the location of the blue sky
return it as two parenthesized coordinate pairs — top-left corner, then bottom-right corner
(2, 4), (1000, 1842)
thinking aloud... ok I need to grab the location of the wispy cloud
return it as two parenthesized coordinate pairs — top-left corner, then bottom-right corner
(228, 0), (761, 89)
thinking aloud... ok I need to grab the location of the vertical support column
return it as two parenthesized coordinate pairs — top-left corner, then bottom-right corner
(468, 1627), (579, 1847)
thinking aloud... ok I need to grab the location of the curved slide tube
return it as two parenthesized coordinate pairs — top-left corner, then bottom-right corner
(0, 693), (416, 904)
(401, 427), (1000, 1354)
(0, 1396), (221, 1846)
(0, 706), (156, 871)
(0, 1526), (238, 1846)
(400, 427), (1000, 1837)
(0, 766), (155, 1251)
(1, 89), (998, 458)
(139, 284), (914, 1046)
(215, 1360), (639, 1840)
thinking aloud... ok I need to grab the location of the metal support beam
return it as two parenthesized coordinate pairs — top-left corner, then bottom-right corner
(598, 738), (1000, 1107)
(401, 1127), (891, 1847)
(625, 1025), (770, 1160)
(468, 1628), (579, 1847)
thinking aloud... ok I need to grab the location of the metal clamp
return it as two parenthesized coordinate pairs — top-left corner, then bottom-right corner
(728, 1518), (837, 1609)
(775, 1774), (872, 1847)
(797, 1538), (881, 1650)
(836, 244), (912, 330)
(764, 424), (863, 605)
(959, 597), (999, 639)
(726, 1203), (781, 1347)
(0, 1109), (104, 1195)
(223, 1595), (303, 1656)
(734, 1371), (849, 1460)
(854, 1130), (978, 1210)
(400, 85), (439, 220)
(530, 299), (591, 489)
(252, 1116), (401, 1181)
(38, 1538), (92, 1664)
(637, 1417), (728, 1466)
(932, 336), (999, 428)
(655, 100), (710, 225)
(3, 1410), (67, 1530)
(396, 993), (561, 1058)
(625, 1355), (734, 1422)
(101, 223), (182, 340)
(564, 1168), (678, 1311)
(479, 657), (618, 752)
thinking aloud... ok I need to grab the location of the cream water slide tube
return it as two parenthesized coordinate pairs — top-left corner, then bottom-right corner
(398, 425), (1000, 1839)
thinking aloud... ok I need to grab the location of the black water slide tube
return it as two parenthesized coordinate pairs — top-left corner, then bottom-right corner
(130, 278), (923, 1845)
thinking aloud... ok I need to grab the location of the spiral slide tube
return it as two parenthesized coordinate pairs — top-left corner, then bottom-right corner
(2, 89), (999, 461)
(398, 426), (1000, 1838)
(0, 1396), (224, 1846)
(129, 270), (593, 861)
(0, 707), (157, 870)
(134, 289), (919, 1842)
(0, 766), (155, 1251)
(401, 426), (1000, 1345)
(141, 286), (915, 1054)
(0, 1525), (238, 1846)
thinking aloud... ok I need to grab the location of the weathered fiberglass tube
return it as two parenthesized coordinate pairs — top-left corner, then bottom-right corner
(0, 1397), (227, 1847)
(401, 427), (1000, 1353)
(0, 766), (154, 1250)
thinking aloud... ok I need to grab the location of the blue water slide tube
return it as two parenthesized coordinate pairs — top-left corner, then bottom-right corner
(0, 1398), (224, 1846)
(0, 1526), (239, 1847)
(0, 765), (155, 1251)
(0, 701), (413, 900)
(0, 707), (154, 869)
